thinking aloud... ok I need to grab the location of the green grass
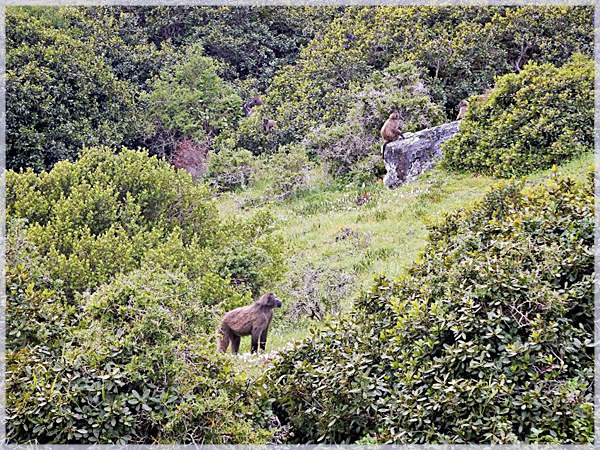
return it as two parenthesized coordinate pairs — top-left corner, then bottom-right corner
(217, 151), (593, 358)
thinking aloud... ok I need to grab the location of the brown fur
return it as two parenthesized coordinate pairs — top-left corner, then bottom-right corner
(243, 95), (264, 117)
(263, 119), (278, 134)
(218, 293), (282, 354)
(456, 99), (469, 120)
(380, 112), (404, 158)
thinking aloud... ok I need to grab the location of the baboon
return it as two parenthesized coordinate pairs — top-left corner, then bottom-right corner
(243, 95), (264, 117)
(218, 293), (283, 354)
(456, 99), (469, 120)
(380, 112), (404, 159)
(263, 119), (278, 134)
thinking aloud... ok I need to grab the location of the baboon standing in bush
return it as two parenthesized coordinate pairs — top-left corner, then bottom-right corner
(263, 118), (278, 134)
(456, 99), (469, 120)
(380, 112), (404, 159)
(243, 95), (264, 117)
(218, 293), (283, 354)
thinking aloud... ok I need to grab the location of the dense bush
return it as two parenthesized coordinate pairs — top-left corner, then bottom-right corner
(171, 139), (208, 179)
(141, 43), (243, 156)
(443, 55), (593, 177)
(6, 9), (141, 171)
(265, 5), (592, 142)
(258, 144), (314, 199)
(263, 169), (594, 443)
(305, 61), (444, 176)
(116, 6), (342, 89)
(206, 147), (257, 191)
(213, 107), (284, 157)
(7, 261), (269, 444)
(52, 6), (183, 88)
(7, 147), (287, 443)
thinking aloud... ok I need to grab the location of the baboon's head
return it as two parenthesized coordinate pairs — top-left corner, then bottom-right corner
(253, 95), (264, 106)
(389, 112), (400, 120)
(257, 292), (282, 308)
(459, 99), (469, 107)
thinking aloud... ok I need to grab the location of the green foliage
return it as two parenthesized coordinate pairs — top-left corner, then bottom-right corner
(7, 5), (595, 444)
(443, 55), (593, 177)
(142, 43), (243, 156)
(8, 147), (216, 295)
(119, 6), (342, 89)
(256, 144), (314, 199)
(263, 170), (594, 443)
(206, 146), (257, 191)
(7, 264), (269, 444)
(305, 60), (444, 177)
(52, 6), (183, 88)
(214, 109), (284, 157)
(265, 5), (592, 142)
(7, 147), (287, 443)
(6, 8), (141, 171)
(6, 221), (76, 352)
(217, 210), (287, 297)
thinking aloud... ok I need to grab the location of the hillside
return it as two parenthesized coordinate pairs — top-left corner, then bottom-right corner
(264, 159), (594, 443)
(218, 153), (593, 354)
(6, 5), (594, 445)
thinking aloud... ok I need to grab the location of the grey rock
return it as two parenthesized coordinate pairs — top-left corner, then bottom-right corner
(383, 121), (461, 189)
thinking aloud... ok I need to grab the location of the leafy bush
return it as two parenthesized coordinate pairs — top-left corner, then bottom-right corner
(7, 147), (287, 443)
(443, 55), (593, 177)
(279, 264), (355, 323)
(216, 210), (287, 297)
(6, 8), (140, 171)
(265, 5), (592, 141)
(141, 43), (243, 156)
(206, 146), (257, 191)
(262, 169), (594, 444)
(51, 6), (183, 88)
(8, 147), (216, 295)
(7, 263), (269, 444)
(256, 144), (314, 199)
(117, 6), (342, 89)
(214, 107), (284, 157)
(305, 61), (444, 176)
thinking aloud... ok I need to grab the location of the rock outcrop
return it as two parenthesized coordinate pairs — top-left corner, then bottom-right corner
(383, 121), (460, 189)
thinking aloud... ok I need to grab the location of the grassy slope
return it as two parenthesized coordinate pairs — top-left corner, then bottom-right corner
(217, 152), (593, 356)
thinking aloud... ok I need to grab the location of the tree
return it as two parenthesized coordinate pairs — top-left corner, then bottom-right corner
(6, 8), (141, 171)
(141, 43), (243, 157)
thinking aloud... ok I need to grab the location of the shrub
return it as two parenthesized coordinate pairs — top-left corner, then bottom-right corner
(212, 106), (285, 157)
(265, 5), (592, 140)
(262, 169), (594, 444)
(256, 144), (313, 199)
(206, 146), (257, 191)
(171, 138), (208, 179)
(6, 146), (287, 443)
(7, 266), (270, 444)
(443, 54), (593, 177)
(7, 147), (219, 296)
(305, 61), (444, 177)
(141, 43), (243, 156)
(279, 264), (355, 322)
(307, 123), (375, 177)
(217, 210), (287, 297)
(6, 8), (140, 171)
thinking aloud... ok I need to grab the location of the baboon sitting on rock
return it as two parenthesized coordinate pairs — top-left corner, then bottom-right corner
(218, 293), (283, 354)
